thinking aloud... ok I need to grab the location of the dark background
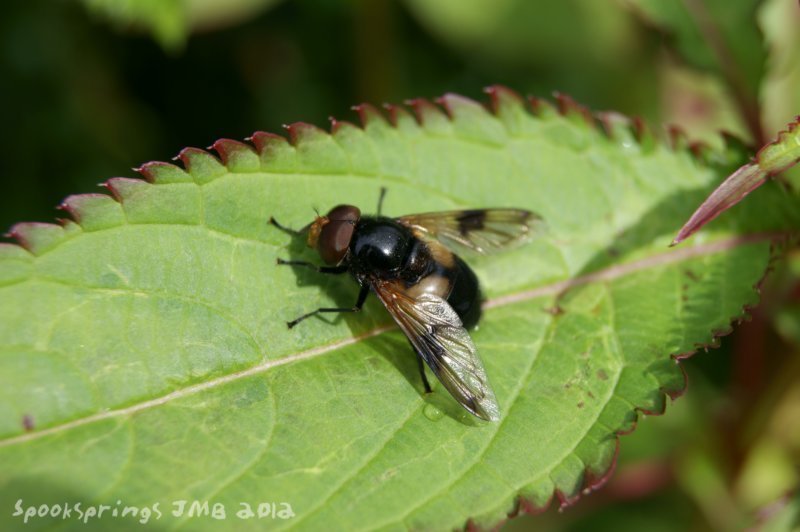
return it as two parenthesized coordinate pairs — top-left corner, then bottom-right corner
(0, 0), (667, 234)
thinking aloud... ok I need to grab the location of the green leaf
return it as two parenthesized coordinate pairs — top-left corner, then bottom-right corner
(758, 492), (800, 532)
(624, 0), (764, 81)
(0, 89), (797, 530)
(759, 0), (800, 189)
(674, 117), (800, 244)
(759, 0), (800, 136)
(401, 0), (637, 73)
(623, 0), (766, 142)
(80, 0), (284, 50)
(657, 57), (749, 147)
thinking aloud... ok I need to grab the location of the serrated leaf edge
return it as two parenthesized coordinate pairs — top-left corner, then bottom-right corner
(3, 86), (755, 255)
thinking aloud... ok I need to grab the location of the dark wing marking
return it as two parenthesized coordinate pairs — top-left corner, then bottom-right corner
(372, 279), (500, 421)
(396, 208), (543, 254)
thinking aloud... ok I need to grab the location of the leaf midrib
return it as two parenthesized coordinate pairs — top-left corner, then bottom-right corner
(0, 231), (780, 449)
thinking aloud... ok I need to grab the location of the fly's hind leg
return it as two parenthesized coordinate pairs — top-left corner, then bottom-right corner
(415, 351), (432, 394)
(286, 284), (369, 328)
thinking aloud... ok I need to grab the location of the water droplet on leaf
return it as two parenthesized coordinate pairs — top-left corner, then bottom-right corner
(423, 403), (444, 421)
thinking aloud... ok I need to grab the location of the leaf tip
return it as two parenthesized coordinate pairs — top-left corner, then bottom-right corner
(329, 115), (359, 135)
(212, 139), (255, 165)
(382, 102), (414, 127)
(5, 222), (66, 255)
(688, 140), (713, 162)
(176, 146), (211, 169)
(596, 111), (632, 141)
(582, 439), (621, 496)
(437, 93), (483, 120)
(284, 122), (328, 146)
(209, 138), (260, 173)
(555, 489), (581, 511)
(405, 98), (446, 126)
(136, 161), (191, 184)
(527, 95), (557, 117)
(103, 177), (148, 204)
(175, 147), (226, 183)
(553, 92), (594, 127)
(351, 103), (387, 128)
(754, 115), (800, 175)
(672, 163), (768, 243)
(666, 124), (689, 151)
(484, 85), (524, 114)
(58, 193), (111, 223)
(250, 131), (288, 153)
(631, 116), (656, 151)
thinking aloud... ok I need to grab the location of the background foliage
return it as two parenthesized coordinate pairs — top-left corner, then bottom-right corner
(1, 0), (799, 530)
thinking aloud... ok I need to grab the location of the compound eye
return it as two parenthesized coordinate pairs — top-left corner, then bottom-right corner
(326, 205), (360, 223)
(318, 220), (355, 264)
(317, 205), (361, 264)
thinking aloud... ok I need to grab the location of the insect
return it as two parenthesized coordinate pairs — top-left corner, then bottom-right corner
(270, 189), (540, 421)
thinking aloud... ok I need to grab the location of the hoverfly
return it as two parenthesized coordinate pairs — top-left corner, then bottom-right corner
(270, 189), (540, 421)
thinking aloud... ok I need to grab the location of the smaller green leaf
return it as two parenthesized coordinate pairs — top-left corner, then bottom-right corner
(759, 0), (800, 136)
(674, 117), (800, 244)
(402, 0), (637, 66)
(624, 0), (765, 91)
(758, 492), (800, 532)
(624, 0), (766, 141)
(80, 0), (284, 50)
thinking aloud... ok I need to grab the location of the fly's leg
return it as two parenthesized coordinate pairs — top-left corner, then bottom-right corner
(268, 216), (305, 236)
(416, 352), (432, 393)
(376, 187), (387, 216)
(276, 258), (348, 274)
(286, 285), (369, 328)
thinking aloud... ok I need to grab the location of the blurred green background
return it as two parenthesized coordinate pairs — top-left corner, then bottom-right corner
(1, 0), (799, 530)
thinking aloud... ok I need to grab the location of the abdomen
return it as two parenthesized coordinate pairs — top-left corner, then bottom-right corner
(446, 256), (482, 328)
(402, 241), (483, 328)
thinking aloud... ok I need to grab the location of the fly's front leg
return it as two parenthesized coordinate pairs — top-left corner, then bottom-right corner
(269, 216), (305, 236)
(272, 217), (339, 270)
(376, 187), (387, 216)
(286, 285), (369, 329)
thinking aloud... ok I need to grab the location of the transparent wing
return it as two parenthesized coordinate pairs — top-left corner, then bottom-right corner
(372, 279), (500, 421)
(396, 208), (543, 254)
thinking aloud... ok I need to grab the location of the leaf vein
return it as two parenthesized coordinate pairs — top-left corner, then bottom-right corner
(0, 232), (780, 449)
